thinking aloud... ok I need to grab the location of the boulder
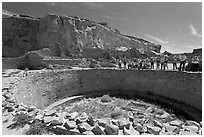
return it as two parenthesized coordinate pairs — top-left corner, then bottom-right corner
(77, 122), (92, 133)
(146, 124), (161, 135)
(156, 111), (171, 122)
(35, 114), (44, 121)
(87, 116), (95, 126)
(134, 122), (144, 133)
(97, 118), (111, 127)
(69, 111), (79, 120)
(43, 116), (55, 124)
(179, 129), (191, 135)
(52, 125), (68, 135)
(123, 126), (140, 135)
(64, 121), (76, 130)
(159, 127), (166, 135)
(170, 120), (184, 127)
(118, 117), (131, 129)
(153, 119), (163, 128)
(111, 119), (119, 126)
(7, 106), (15, 112)
(128, 111), (134, 122)
(76, 117), (88, 125)
(184, 120), (200, 129)
(56, 111), (69, 120)
(104, 124), (119, 135)
(18, 105), (27, 111)
(44, 109), (56, 116)
(164, 123), (177, 133)
(91, 125), (105, 135)
(50, 118), (63, 126)
(27, 106), (36, 112)
(68, 128), (81, 135)
(181, 125), (199, 133)
(83, 131), (94, 135)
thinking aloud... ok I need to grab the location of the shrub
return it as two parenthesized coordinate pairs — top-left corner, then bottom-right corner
(25, 121), (49, 135)
(7, 112), (32, 129)
(101, 95), (112, 103)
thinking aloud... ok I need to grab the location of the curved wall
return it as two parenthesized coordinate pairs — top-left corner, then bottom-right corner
(13, 68), (202, 120)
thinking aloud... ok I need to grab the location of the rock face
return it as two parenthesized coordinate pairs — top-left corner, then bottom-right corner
(192, 48), (202, 56)
(3, 13), (161, 58)
(2, 15), (39, 57)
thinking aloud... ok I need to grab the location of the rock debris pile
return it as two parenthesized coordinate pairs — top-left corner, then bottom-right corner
(2, 87), (202, 135)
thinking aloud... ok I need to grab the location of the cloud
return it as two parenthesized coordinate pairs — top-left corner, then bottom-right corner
(145, 34), (171, 45)
(83, 2), (107, 10)
(189, 23), (202, 37)
(45, 2), (56, 6)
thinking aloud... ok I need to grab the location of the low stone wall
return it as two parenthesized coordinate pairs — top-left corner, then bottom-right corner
(12, 69), (202, 121)
(2, 57), (82, 69)
(43, 59), (81, 66)
(2, 56), (27, 69)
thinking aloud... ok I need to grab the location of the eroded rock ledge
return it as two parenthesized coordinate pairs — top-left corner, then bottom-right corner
(3, 13), (161, 58)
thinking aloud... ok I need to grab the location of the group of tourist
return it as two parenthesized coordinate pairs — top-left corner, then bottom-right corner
(116, 54), (199, 71)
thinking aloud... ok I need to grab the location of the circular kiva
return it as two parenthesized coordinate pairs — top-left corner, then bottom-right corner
(12, 68), (202, 121)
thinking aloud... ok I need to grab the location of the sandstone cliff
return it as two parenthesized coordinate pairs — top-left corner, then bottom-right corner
(2, 13), (161, 58)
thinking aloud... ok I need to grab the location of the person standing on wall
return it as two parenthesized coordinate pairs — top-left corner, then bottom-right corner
(172, 55), (177, 70)
(118, 58), (122, 69)
(179, 54), (187, 71)
(156, 57), (160, 70)
(123, 56), (127, 69)
(150, 57), (154, 69)
(164, 55), (169, 70)
(160, 55), (165, 70)
(139, 58), (143, 70)
(187, 56), (193, 71)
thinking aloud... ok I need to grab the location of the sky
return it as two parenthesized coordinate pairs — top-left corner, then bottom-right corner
(2, 2), (202, 53)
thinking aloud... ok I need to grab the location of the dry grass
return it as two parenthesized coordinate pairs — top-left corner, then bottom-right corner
(7, 112), (32, 130)
(25, 121), (50, 135)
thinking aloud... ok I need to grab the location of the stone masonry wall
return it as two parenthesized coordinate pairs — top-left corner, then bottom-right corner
(12, 69), (202, 120)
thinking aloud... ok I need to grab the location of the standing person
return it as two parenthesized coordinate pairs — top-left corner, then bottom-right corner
(164, 56), (169, 70)
(179, 54), (187, 71)
(118, 59), (122, 69)
(123, 56), (127, 69)
(156, 57), (160, 70)
(127, 59), (131, 69)
(160, 56), (165, 70)
(139, 59), (143, 70)
(150, 57), (154, 69)
(172, 55), (177, 70)
(187, 56), (193, 71)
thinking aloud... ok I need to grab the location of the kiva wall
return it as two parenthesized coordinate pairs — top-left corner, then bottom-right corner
(13, 69), (202, 120)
